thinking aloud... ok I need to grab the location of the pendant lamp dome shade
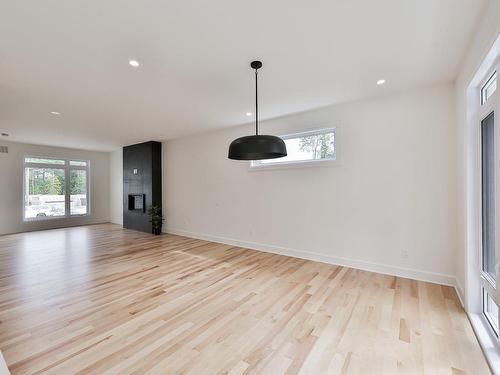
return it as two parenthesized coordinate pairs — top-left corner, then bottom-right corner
(228, 61), (287, 160)
(228, 135), (287, 160)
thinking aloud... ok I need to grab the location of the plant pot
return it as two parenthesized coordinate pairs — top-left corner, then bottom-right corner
(152, 226), (162, 235)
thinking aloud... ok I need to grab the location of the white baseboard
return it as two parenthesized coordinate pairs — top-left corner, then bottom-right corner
(0, 351), (10, 375)
(109, 218), (123, 225)
(166, 227), (458, 288)
(1, 218), (111, 236)
(455, 278), (465, 308)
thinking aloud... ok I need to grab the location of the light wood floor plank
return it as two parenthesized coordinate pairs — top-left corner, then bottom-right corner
(0, 224), (491, 374)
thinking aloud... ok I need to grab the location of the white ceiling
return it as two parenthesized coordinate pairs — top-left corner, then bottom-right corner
(0, 0), (487, 151)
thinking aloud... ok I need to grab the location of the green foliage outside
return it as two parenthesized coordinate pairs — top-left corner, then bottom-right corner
(299, 133), (335, 159)
(70, 170), (87, 194)
(28, 168), (64, 195)
(27, 168), (87, 195)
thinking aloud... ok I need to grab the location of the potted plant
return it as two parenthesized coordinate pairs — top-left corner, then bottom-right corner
(148, 205), (164, 235)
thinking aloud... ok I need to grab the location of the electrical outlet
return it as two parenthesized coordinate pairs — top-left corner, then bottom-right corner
(401, 250), (409, 259)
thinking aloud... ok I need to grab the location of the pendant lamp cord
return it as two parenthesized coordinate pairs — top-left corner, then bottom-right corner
(255, 68), (258, 135)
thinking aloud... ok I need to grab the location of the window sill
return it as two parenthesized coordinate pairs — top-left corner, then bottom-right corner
(248, 158), (341, 171)
(469, 313), (500, 374)
(23, 214), (90, 222)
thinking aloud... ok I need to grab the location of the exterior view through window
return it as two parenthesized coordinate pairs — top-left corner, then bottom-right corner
(480, 68), (499, 337)
(482, 112), (496, 282)
(24, 157), (89, 220)
(251, 128), (336, 167)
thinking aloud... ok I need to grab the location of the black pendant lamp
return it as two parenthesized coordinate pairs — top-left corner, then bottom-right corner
(228, 61), (287, 160)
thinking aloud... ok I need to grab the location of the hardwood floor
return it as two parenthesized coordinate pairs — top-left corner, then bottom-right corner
(0, 224), (490, 374)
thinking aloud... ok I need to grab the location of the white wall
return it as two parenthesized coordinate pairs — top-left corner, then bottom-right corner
(109, 149), (123, 225)
(164, 83), (458, 285)
(0, 140), (110, 235)
(455, 0), (500, 308)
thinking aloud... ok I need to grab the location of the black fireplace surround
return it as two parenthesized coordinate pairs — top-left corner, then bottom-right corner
(123, 141), (162, 233)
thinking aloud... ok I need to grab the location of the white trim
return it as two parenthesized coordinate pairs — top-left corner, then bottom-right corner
(469, 313), (500, 374)
(248, 157), (341, 171)
(456, 278), (466, 308)
(1, 218), (110, 236)
(464, 33), (500, 371)
(165, 227), (457, 287)
(280, 127), (337, 140)
(481, 70), (498, 106)
(0, 351), (10, 375)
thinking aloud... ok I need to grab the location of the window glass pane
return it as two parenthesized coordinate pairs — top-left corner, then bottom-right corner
(482, 71), (497, 105)
(25, 157), (65, 165)
(481, 112), (496, 282)
(254, 130), (335, 166)
(484, 290), (499, 334)
(70, 169), (87, 215)
(24, 167), (65, 219)
(70, 160), (87, 166)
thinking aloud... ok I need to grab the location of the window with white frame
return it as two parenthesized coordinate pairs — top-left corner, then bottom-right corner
(482, 71), (497, 105)
(23, 157), (89, 220)
(250, 128), (337, 168)
(479, 65), (499, 338)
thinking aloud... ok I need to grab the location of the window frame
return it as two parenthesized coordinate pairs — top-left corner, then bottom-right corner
(249, 126), (340, 170)
(23, 156), (90, 221)
(478, 60), (500, 343)
(482, 71), (498, 105)
(484, 289), (500, 337)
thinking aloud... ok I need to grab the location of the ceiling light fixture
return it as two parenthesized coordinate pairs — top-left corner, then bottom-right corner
(228, 61), (287, 160)
(50, 111), (61, 115)
(377, 79), (386, 85)
(129, 60), (140, 67)
(245, 112), (252, 116)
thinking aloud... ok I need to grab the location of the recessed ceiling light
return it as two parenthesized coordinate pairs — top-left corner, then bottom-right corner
(50, 111), (61, 115)
(246, 112), (252, 116)
(377, 79), (386, 85)
(129, 60), (140, 67)
(1, 133), (9, 137)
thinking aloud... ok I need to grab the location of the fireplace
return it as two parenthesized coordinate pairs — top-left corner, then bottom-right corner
(128, 194), (145, 212)
(123, 141), (162, 233)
